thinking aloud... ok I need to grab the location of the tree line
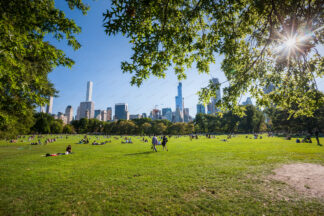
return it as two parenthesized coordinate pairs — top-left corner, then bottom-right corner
(24, 104), (324, 136)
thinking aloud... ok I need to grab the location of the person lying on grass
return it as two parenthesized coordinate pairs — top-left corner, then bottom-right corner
(45, 145), (72, 157)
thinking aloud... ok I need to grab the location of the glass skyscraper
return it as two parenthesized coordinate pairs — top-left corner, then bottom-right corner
(196, 104), (206, 114)
(86, 81), (93, 102)
(175, 82), (184, 111)
(208, 78), (221, 114)
(115, 103), (129, 120)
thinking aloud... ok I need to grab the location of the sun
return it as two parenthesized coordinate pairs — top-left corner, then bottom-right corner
(285, 37), (297, 48)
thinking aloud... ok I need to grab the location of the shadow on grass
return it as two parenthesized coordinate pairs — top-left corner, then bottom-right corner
(125, 151), (155, 156)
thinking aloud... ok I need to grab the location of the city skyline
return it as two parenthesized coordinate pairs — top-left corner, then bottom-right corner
(45, 77), (262, 123)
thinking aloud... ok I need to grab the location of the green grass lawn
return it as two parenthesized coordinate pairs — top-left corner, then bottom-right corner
(0, 135), (324, 215)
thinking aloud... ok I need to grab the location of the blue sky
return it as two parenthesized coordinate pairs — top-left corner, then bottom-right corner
(48, 0), (324, 117)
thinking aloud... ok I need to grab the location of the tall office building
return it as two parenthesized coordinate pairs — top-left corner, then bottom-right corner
(46, 96), (53, 114)
(162, 108), (172, 116)
(162, 108), (172, 122)
(175, 107), (184, 122)
(65, 105), (73, 124)
(78, 81), (95, 119)
(79, 101), (94, 119)
(115, 103), (129, 120)
(101, 110), (107, 121)
(184, 108), (190, 122)
(208, 78), (221, 114)
(197, 104), (206, 114)
(175, 82), (184, 122)
(86, 81), (93, 102)
(207, 103), (213, 114)
(175, 82), (184, 111)
(150, 109), (161, 120)
(94, 110), (101, 120)
(76, 106), (80, 120)
(142, 113), (147, 118)
(106, 107), (112, 121)
(58, 112), (67, 124)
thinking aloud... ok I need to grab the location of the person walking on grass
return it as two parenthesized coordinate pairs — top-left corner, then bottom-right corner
(152, 135), (158, 152)
(162, 135), (168, 151)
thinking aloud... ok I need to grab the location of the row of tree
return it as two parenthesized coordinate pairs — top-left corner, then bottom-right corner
(70, 118), (195, 135)
(25, 104), (323, 136)
(1, 104), (321, 137)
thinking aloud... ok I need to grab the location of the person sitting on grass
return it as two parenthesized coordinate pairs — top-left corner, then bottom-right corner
(296, 138), (301, 143)
(66, 145), (72, 154)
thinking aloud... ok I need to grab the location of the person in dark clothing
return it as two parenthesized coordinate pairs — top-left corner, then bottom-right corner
(315, 129), (322, 146)
(162, 136), (168, 151)
(66, 145), (72, 154)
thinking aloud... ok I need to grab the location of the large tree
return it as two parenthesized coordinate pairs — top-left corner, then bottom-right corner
(104, 0), (324, 117)
(0, 0), (89, 137)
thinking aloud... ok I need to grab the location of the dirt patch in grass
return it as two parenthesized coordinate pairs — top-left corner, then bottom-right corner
(270, 163), (324, 198)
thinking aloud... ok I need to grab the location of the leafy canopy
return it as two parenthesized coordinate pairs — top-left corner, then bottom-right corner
(0, 0), (89, 137)
(104, 0), (323, 117)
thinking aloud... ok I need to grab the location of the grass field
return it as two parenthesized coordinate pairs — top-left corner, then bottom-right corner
(0, 135), (324, 215)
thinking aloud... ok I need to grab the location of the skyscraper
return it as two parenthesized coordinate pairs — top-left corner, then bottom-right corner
(76, 106), (80, 120)
(197, 104), (206, 114)
(175, 82), (184, 122)
(150, 109), (161, 120)
(115, 103), (129, 120)
(79, 101), (94, 119)
(94, 109), (101, 120)
(101, 110), (107, 121)
(86, 81), (93, 102)
(175, 82), (184, 111)
(208, 78), (221, 114)
(46, 96), (53, 114)
(78, 81), (95, 119)
(65, 105), (73, 124)
(58, 112), (67, 124)
(162, 108), (172, 122)
(183, 108), (190, 122)
(162, 108), (172, 116)
(106, 107), (112, 121)
(175, 107), (184, 122)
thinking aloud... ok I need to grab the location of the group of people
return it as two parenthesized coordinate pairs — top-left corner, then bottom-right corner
(78, 136), (90, 144)
(151, 135), (168, 152)
(122, 137), (133, 143)
(190, 135), (199, 140)
(92, 140), (110, 145)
